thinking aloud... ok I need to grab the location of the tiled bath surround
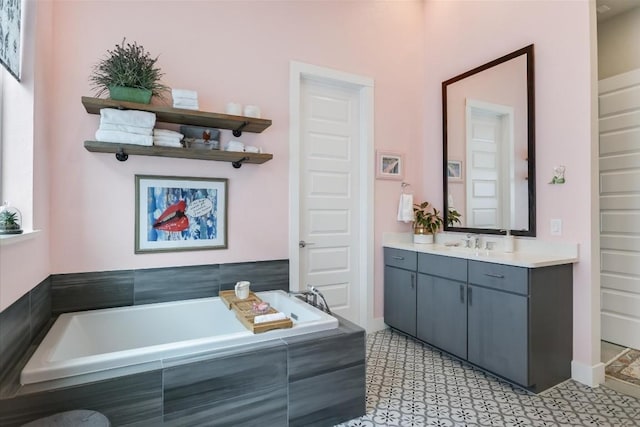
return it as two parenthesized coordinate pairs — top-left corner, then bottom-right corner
(0, 260), (366, 425)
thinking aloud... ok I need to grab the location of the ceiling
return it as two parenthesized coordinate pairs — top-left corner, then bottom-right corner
(596, 0), (640, 22)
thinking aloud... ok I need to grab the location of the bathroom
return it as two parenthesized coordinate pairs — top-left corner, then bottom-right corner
(1, 0), (639, 426)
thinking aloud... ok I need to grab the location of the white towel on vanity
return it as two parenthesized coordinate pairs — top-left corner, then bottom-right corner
(153, 129), (184, 139)
(397, 193), (414, 223)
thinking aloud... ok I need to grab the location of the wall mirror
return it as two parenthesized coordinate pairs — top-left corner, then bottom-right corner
(443, 44), (535, 237)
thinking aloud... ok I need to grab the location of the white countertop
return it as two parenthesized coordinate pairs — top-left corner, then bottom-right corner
(383, 232), (579, 268)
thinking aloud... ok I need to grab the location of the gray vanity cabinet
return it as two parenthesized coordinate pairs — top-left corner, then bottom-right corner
(383, 246), (574, 392)
(416, 254), (468, 359)
(383, 248), (417, 336)
(467, 283), (529, 386)
(467, 260), (573, 391)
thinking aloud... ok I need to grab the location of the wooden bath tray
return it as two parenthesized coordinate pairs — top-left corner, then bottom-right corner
(219, 290), (293, 334)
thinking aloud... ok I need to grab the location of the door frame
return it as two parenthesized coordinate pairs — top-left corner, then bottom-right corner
(289, 61), (374, 330)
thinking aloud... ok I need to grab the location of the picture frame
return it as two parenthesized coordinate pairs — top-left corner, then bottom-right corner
(376, 151), (404, 180)
(447, 160), (463, 182)
(135, 175), (227, 253)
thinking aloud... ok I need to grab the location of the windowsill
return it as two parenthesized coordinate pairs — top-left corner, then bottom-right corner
(0, 229), (41, 246)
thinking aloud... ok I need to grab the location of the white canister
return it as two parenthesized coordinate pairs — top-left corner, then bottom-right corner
(234, 281), (251, 299)
(243, 105), (261, 118)
(225, 102), (243, 116)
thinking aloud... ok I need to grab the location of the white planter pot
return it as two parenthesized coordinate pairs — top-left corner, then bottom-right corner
(413, 233), (434, 244)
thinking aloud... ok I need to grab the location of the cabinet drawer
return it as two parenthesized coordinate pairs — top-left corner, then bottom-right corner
(468, 261), (528, 295)
(418, 253), (467, 282)
(384, 248), (417, 270)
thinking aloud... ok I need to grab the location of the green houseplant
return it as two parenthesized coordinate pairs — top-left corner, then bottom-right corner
(447, 207), (462, 227)
(89, 38), (168, 104)
(0, 204), (23, 234)
(413, 201), (443, 244)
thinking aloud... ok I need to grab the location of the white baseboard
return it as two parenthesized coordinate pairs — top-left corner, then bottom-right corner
(367, 317), (388, 334)
(571, 360), (605, 387)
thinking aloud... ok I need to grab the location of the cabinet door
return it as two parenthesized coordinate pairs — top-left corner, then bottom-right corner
(467, 284), (529, 386)
(417, 274), (467, 359)
(384, 266), (416, 336)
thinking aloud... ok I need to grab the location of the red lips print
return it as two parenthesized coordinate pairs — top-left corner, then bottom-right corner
(153, 200), (189, 232)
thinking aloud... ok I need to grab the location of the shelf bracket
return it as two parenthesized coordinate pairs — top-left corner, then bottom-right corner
(232, 156), (250, 169)
(232, 121), (250, 138)
(115, 148), (129, 162)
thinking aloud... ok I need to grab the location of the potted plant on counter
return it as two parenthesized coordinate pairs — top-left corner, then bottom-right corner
(413, 201), (443, 244)
(89, 38), (168, 104)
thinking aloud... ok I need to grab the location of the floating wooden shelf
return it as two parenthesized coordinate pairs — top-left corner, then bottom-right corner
(81, 96), (273, 167)
(84, 141), (272, 167)
(81, 96), (272, 135)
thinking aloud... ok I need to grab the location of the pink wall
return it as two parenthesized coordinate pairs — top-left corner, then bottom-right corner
(424, 1), (598, 371)
(2, 2), (600, 379)
(0, 0), (52, 311)
(40, 1), (425, 316)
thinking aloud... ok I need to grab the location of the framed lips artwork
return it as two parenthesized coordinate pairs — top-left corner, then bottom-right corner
(135, 175), (228, 253)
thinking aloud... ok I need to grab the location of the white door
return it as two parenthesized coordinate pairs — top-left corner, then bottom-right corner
(297, 77), (361, 323)
(599, 69), (640, 350)
(465, 100), (513, 229)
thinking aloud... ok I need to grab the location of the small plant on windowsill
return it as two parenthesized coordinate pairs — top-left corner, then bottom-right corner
(413, 201), (443, 244)
(0, 202), (23, 235)
(89, 38), (169, 104)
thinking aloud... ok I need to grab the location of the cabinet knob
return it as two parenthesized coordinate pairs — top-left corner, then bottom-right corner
(468, 287), (473, 305)
(411, 273), (415, 288)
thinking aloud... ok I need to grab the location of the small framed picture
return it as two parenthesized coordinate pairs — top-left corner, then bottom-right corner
(376, 151), (404, 180)
(447, 160), (463, 182)
(135, 175), (228, 253)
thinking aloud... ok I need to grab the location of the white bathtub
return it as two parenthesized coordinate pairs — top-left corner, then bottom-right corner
(21, 290), (338, 385)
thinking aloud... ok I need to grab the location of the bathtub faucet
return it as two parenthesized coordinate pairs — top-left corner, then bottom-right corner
(307, 285), (332, 315)
(288, 290), (314, 304)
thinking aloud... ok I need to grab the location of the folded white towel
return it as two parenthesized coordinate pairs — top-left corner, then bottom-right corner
(254, 312), (287, 324)
(154, 135), (182, 145)
(154, 139), (183, 148)
(100, 108), (156, 128)
(153, 129), (184, 139)
(173, 101), (199, 110)
(244, 145), (260, 153)
(95, 129), (153, 146)
(171, 88), (198, 100)
(397, 193), (414, 223)
(225, 140), (245, 152)
(98, 122), (153, 136)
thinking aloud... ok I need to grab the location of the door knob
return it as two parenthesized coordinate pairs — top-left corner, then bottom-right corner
(299, 240), (316, 248)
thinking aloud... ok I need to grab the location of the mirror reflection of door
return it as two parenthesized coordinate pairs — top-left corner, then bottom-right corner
(465, 99), (513, 229)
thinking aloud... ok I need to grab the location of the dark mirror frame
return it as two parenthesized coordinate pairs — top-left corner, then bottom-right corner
(442, 44), (535, 237)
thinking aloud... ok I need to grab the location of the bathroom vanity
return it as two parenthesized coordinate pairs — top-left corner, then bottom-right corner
(383, 235), (577, 393)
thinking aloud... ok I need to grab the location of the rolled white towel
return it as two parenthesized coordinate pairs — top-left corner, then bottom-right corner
(154, 139), (183, 148)
(244, 145), (261, 153)
(100, 108), (156, 128)
(153, 129), (184, 139)
(224, 141), (245, 152)
(95, 129), (153, 146)
(254, 312), (287, 324)
(99, 122), (153, 136)
(171, 88), (198, 100)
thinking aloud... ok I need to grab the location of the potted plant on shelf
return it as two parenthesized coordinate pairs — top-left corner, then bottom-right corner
(413, 201), (443, 244)
(89, 38), (168, 104)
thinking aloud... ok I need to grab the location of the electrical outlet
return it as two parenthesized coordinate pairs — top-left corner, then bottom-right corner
(550, 219), (562, 236)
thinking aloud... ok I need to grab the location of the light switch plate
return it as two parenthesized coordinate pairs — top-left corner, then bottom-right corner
(551, 219), (562, 236)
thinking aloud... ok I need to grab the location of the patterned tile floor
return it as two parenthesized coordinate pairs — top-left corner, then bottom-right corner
(337, 329), (640, 427)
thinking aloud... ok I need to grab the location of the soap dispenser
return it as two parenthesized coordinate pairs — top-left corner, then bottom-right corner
(503, 229), (514, 253)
